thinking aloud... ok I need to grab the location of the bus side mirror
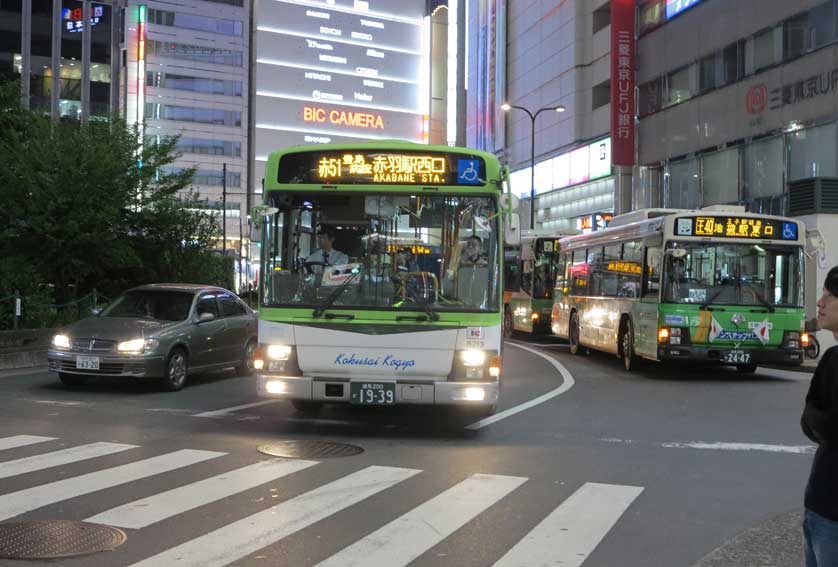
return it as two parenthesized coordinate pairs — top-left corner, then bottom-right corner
(505, 212), (521, 246)
(499, 193), (520, 212)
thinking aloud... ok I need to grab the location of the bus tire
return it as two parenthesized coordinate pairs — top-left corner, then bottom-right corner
(620, 318), (640, 372)
(569, 312), (582, 355)
(736, 363), (758, 374)
(291, 400), (323, 414)
(503, 307), (515, 339)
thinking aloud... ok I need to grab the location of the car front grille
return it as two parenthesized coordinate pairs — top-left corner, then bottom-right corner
(70, 338), (117, 353)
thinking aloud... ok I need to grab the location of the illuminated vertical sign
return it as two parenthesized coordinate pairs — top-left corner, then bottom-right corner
(446, 0), (458, 146)
(610, 0), (635, 166)
(137, 5), (146, 136)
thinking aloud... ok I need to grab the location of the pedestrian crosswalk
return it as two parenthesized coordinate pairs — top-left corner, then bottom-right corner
(0, 434), (644, 566)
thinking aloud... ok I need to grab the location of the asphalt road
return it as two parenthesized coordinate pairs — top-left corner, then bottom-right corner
(0, 338), (815, 567)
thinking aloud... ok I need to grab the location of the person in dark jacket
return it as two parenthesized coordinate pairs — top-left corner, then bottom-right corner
(802, 265), (838, 567)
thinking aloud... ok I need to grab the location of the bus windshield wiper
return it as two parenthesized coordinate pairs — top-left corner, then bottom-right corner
(395, 299), (440, 321)
(745, 284), (775, 312)
(700, 286), (728, 310)
(312, 269), (361, 318)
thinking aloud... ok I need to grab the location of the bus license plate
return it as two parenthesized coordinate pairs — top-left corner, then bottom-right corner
(350, 382), (396, 405)
(723, 350), (751, 364)
(76, 356), (100, 370)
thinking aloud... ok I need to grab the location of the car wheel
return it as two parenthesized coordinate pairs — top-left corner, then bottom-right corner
(58, 372), (87, 387)
(569, 312), (581, 355)
(736, 363), (758, 374)
(160, 348), (188, 391)
(236, 340), (256, 376)
(291, 400), (323, 414)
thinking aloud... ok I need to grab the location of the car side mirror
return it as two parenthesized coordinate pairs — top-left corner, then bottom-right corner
(197, 312), (216, 324)
(91, 308), (101, 316)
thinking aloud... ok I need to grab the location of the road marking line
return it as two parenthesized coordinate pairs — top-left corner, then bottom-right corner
(87, 458), (319, 529)
(0, 435), (56, 451)
(194, 400), (280, 418)
(316, 473), (527, 567)
(128, 465), (421, 567)
(494, 482), (644, 567)
(0, 442), (138, 480)
(0, 449), (224, 522)
(26, 399), (92, 407)
(661, 441), (816, 454)
(466, 342), (575, 430)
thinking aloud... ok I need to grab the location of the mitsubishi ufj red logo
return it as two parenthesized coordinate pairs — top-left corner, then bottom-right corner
(746, 84), (768, 114)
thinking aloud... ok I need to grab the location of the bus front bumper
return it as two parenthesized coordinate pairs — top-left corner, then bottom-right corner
(657, 346), (804, 366)
(256, 374), (500, 407)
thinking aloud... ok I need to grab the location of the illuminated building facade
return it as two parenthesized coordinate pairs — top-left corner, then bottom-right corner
(251, 0), (432, 199)
(122, 0), (250, 261)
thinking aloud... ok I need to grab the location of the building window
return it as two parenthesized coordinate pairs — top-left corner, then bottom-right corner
(698, 53), (716, 92)
(701, 148), (739, 206)
(148, 9), (243, 37)
(147, 72), (242, 96)
(789, 123), (837, 181)
(667, 158), (700, 209)
(748, 27), (780, 74)
(147, 40), (243, 66)
(720, 41), (744, 86)
(667, 66), (692, 105)
(743, 136), (783, 200)
(145, 103), (242, 126)
(593, 2), (610, 34)
(638, 77), (663, 117)
(592, 79), (610, 110)
(175, 137), (242, 157)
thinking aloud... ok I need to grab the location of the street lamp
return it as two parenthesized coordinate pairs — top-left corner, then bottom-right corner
(502, 103), (566, 230)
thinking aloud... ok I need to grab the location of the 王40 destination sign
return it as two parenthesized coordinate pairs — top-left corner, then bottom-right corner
(674, 216), (800, 241)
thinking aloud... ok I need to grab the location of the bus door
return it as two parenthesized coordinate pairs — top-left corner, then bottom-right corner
(635, 241), (662, 359)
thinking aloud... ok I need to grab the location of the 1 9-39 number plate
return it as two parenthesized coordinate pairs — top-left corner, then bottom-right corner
(350, 382), (396, 405)
(722, 350), (751, 364)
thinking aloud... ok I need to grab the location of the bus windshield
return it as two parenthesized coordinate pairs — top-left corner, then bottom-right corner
(531, 238), (560, 299)
(261, 192), (500, 313)
(662, 242), (803, 307)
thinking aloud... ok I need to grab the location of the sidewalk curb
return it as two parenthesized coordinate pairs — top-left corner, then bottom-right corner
(693, 509), (803, 567)
(0, 349), (47, 371)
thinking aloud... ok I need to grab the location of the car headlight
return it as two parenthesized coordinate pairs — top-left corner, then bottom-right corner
(266, 345), (292, 360)
(52, 334), (70, 349)
(461, 349), (486, 367)
(117, 338), (158, 353)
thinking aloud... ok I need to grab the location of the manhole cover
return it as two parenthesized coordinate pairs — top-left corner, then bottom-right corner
(0, 521), (127, 559)
(258, 440), (364, 459)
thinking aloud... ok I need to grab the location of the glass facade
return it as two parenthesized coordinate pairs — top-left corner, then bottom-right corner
(146, 40), (243, 66)
(148, 9), (243, 37)
(175, 137), (242, 157)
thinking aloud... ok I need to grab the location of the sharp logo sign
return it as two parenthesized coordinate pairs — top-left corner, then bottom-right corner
(746, 84), (768, 115)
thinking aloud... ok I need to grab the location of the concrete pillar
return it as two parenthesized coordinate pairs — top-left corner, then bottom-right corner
(613, 165), (633, 215)
(81, 0), (91, 123)
(50, 0), (61, 122)
(21, 0), (32, 109)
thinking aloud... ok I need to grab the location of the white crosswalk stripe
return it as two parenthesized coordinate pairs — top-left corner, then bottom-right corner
(0, 435), (56, 451)
(0, 449), (224, 522)
(129, 465), (422, 567)
(315, 473), (527, 567)
(0, 434), (646, 566)
(493, 482), (644, 567)
(86, 458), (319, 529)
(0, 442), (138, 480)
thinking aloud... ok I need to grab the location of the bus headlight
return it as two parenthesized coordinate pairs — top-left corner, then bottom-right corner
(461, 349), (486, 366)
(256, 345), (301, 376)
(266, 345), (292, 360)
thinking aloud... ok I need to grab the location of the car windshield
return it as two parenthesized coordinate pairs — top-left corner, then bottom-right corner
(662, 242), (804, 307)
(260, 192), (500, 312)
(100, 291), (194, 321)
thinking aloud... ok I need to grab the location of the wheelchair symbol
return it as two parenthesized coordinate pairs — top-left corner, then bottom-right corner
(781, 223), (797, 240)
(458, 160), (479, 184)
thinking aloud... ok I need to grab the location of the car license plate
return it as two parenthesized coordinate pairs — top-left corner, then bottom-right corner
(350, 382), (396, 405)
(75, 356), (100, 370)
(723, 350), (751, 364)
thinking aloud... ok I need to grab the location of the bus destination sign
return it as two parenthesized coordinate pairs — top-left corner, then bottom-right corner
(277, 150), (487, 186)
(675, 216), (799, 241)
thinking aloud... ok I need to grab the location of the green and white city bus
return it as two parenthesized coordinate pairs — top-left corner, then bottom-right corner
(503, 232), (573, 337)
(253, 140), (519, 414)
(551, 206), (809, 372)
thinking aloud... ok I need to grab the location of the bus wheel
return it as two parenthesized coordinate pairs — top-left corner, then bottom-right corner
(503, 308), (514, 338)
(620, 319), (639, 372)
(569, 313), (581, 355)
(736, 363), (758, 374)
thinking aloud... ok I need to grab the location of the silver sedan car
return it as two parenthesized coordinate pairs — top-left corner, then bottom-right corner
(47, 284), (258, 391)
